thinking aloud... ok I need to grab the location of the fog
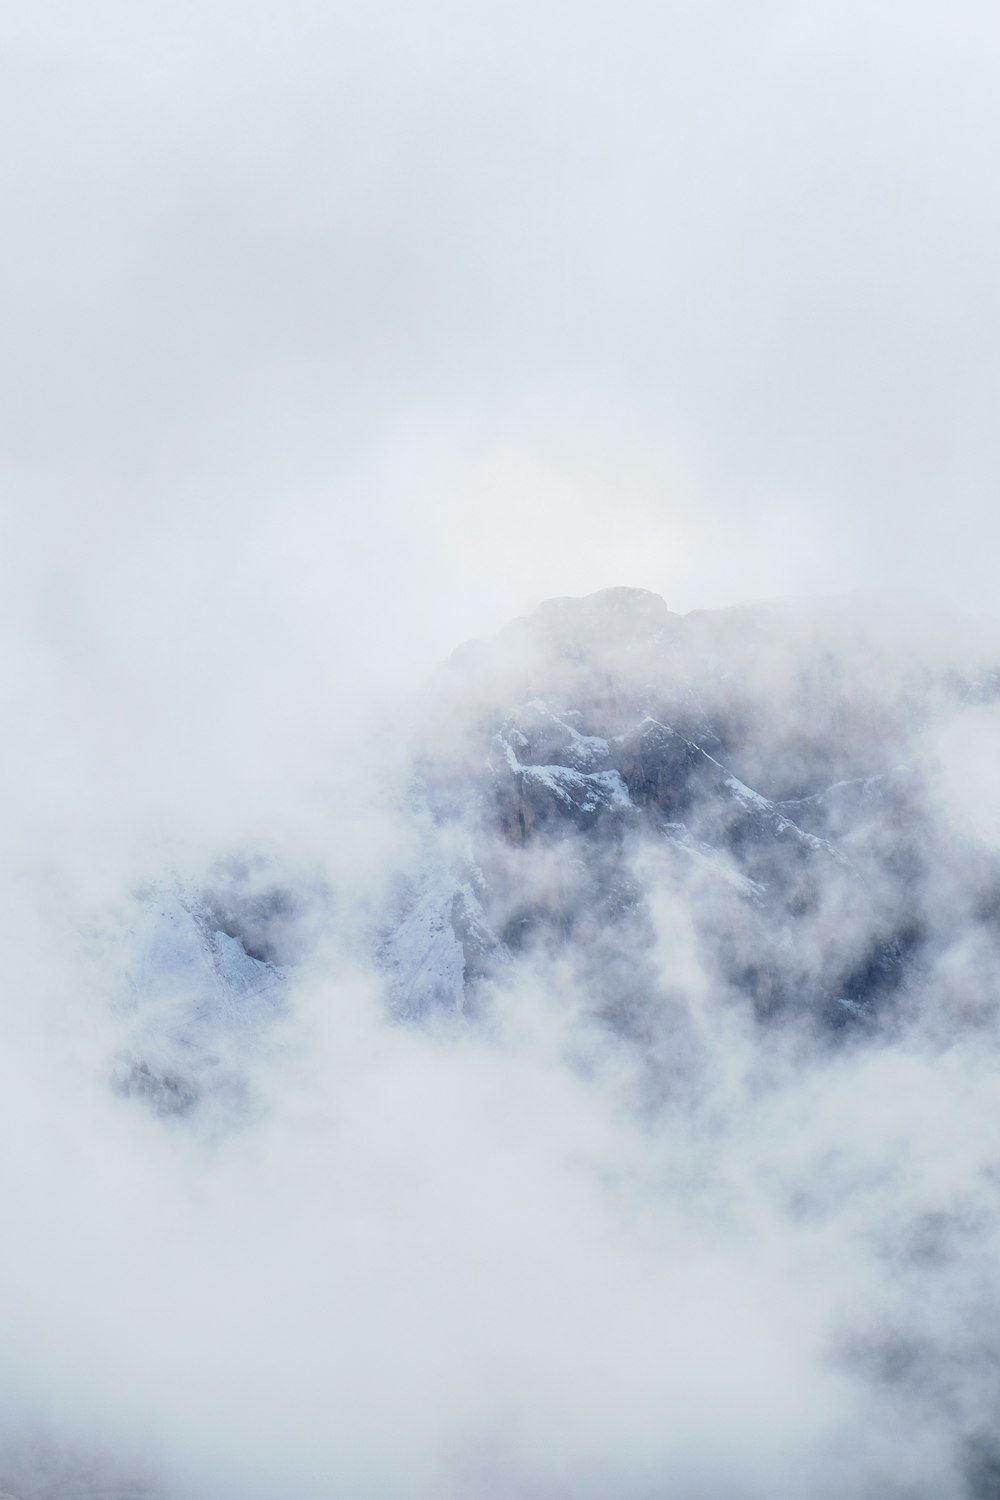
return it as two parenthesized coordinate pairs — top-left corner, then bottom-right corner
(4, 3), (1000, 1496)
(4, 584), (1000, 1497)
(6, 0), (1000, 655)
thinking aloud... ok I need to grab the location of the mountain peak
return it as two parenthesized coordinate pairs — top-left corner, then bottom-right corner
(527, 584), (671, 624)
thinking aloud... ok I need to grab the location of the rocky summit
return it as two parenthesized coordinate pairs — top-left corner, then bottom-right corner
(381, 587), (1000, 1052)
(110, 587), (1000, 1120)
(11, 588), (1000, 1500)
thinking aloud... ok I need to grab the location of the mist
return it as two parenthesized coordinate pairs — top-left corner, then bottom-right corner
(5, 2), (1000, 1496)
(4, 586), (1000, 1497)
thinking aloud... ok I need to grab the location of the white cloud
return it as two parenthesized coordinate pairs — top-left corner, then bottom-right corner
(4, 4), (1000, 1494)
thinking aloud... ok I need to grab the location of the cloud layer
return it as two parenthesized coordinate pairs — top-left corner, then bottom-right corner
(5, 5), (1000, 1495)
(5, 590), (1000, 1497)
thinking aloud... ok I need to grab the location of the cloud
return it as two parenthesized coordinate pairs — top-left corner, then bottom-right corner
(5, 3), (1000, 1493)
(5, 588), (1000, 1496)
(6, 0), (1000, 631)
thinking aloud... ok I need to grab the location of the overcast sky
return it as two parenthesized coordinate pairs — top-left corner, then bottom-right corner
(7, 10), (1000, 1494)
(4, 0), (1000, 726)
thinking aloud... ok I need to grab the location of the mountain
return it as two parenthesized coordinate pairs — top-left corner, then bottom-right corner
(114, 587), (1000, 1116)
(382, 588), (1000, 1056)
(29, 586), (1000, 1500)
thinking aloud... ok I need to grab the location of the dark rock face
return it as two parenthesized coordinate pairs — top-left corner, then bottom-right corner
(202, 856), (326, 966)
(117, 588), (1000, 1103)
(613, 718), (707, 815)
(111, 1056), (200, 1117)
(42, 588), (1000, 1497)
(383, 589), (1000, 1054)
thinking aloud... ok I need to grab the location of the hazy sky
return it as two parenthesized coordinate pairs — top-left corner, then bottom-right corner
(4, 0), (1000, 698)
(5, 11), (1000, 1493)
(5, 0), (1000, 886)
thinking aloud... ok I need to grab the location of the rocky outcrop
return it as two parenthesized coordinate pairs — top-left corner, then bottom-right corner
(107, 881), (287, 1120)
(113, 588), (1000, 1099)
(386, 589), (1000, 1042)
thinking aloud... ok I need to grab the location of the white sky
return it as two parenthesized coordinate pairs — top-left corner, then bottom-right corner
(3, 0), (1000, 697)
(5, 12), (1000, 1491)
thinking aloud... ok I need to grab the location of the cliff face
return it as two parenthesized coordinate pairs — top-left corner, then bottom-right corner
(382, 588), (1000, 1052)
(16, 589), (1000, 1500)
(112, 588), (1000, 1106)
